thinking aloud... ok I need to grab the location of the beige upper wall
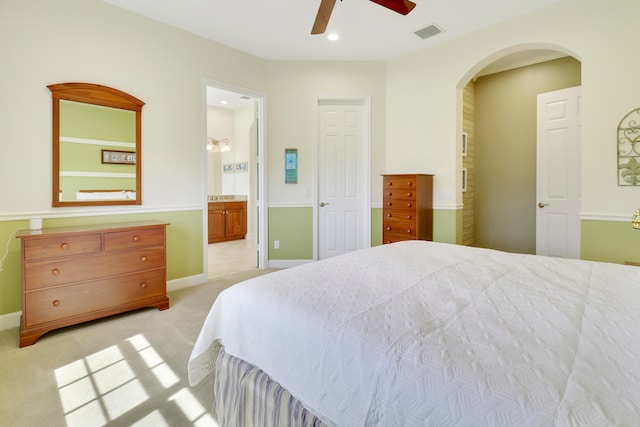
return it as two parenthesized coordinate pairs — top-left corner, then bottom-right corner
(0, 0), (268, 214)
(386, 0), (640, 217)
(3, 0), (638, 221)
(266, 61), (386, 206)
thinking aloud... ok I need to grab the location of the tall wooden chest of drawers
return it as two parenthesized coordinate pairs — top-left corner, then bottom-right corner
(16, 221), (169, 347)
(382, 174), (433, 244)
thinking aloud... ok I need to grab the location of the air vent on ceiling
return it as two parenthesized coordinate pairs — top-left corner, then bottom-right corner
(414, 24), (443, 40)
(240, 95), (251, 100)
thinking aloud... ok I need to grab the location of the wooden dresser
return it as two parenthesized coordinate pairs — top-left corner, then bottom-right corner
(16, 221), (169, 347)
(382, 174), (434, 244)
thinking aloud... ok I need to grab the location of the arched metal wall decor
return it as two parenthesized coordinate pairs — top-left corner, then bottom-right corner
(618, 107), (640, 185)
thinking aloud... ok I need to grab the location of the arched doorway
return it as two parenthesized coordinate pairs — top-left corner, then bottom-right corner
(458, 48), (582, 254)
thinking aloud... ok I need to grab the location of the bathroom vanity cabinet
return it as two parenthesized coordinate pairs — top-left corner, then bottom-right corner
(208, 201), (247, 243)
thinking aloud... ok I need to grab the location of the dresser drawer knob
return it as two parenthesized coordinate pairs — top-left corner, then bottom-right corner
(387, 182), (393, 186)
(406, 203), (412, 208)
(406, 192), (412, 197)
(140, 282), (147, 289)
(140, 256), (147, 262)
(407, 181), (413, 186)
(132, 235), (140, 242)
(387, 202), (393, 207)
(386, 226), (392, 231)
(407, 229), (412, 233)
(387, 192), (393, 196)
(386, 213), (392, 217)
(52, 300), (60, 307)
(60, 243), (69, 250)
(52, 268), (60, 276)
(406, 215), (412, 219)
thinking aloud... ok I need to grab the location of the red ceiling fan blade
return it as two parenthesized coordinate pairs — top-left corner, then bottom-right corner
(311, 0), (337, 35)
(370, 0), (416, 15)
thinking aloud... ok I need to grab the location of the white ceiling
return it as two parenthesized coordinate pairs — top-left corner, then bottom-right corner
(101, 0), (560, 62)
(100, 0), (566, 108)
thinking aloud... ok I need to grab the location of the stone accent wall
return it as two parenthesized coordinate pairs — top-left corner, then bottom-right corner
(462, 81), (475, 246)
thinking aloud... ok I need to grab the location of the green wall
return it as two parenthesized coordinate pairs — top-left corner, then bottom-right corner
(267, 206), (458, 260)
(582, 219), (640, 265)
(268, 207), (314, 259)
(2, 207), (635, 317)
(0, 210), (202, 315)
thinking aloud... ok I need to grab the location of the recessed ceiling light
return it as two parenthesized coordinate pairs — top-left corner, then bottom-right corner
(220, 100), (228, 105)
(327, 33), (339, 41)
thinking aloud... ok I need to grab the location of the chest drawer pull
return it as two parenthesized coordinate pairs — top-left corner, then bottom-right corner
(52, 300), (60, 307)
(406, 203), (413, 208)
(52, 268), (60, 276)
(406, 192), (413, 197)
(61, 243), (69, 250)
(140, 282), (147, 288)
(132, 235), (140, 242)
(140, 256), (147, 262)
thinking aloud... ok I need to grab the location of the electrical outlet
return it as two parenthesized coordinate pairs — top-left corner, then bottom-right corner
(274, 240), (280, 249)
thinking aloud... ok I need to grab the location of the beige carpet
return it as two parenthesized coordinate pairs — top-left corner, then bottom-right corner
(0, 269), (275, 427)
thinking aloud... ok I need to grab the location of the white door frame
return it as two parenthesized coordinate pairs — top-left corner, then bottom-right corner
(313, 97), (371, 260)
(202, 79), (268, 275)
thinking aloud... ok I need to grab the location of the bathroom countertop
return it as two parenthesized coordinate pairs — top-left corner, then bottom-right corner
(208, 195), (248, 202)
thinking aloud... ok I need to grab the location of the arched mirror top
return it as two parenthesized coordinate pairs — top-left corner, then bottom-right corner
(49, 82), (144, 207)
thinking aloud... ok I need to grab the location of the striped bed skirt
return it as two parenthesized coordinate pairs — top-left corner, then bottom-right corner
(214, 347), (328, 427)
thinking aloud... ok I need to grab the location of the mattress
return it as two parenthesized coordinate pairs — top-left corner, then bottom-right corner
(188, 240), (640, 426)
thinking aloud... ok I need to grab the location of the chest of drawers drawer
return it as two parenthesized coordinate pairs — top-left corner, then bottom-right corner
(105, 228), (165, 251)
(23, 234), (102, 261)
(23, 247), (165, 290)
(24, 269), (166, 327)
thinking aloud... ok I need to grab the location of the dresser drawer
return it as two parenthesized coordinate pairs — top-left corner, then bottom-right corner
(383, 210), (416, 222)
(23, 269), (166, 327)
(104, 227), (165, 252)
(383, 189), (417, 200)
(383, 176), (417, 190)
(24, 247), (165, 290)
(383, 221), (416, 238)
(23, 234), (102, 262)
(383, 199), (417, 211)
(382, 234), (414, 244)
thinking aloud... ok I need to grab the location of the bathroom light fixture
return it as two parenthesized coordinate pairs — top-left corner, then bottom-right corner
(207, 137), (231, 152)
(327, 33), (339, 41)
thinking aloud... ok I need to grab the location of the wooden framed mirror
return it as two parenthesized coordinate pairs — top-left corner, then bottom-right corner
(49, 83), (144, 207)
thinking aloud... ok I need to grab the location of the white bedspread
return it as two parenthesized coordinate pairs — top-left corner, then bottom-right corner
(188, 241), (640, 426)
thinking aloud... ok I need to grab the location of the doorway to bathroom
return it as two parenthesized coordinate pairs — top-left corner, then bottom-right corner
(204, 81), (266, 279)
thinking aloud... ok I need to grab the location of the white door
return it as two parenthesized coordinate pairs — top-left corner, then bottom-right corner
(317, 99), (370, 259)
(536, 86), (582, 258)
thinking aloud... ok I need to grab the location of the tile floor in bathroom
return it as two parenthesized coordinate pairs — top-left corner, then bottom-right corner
(207, 238), (258, 280)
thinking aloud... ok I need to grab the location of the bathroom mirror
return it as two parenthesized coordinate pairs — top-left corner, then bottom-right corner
(49, 83), (144, 207)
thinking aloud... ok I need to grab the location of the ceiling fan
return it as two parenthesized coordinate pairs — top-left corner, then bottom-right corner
(311, 0), (417, 35)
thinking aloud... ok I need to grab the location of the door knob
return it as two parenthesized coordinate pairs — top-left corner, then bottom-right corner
(319, 202), (330, 207)
(538, 202), (549, 208)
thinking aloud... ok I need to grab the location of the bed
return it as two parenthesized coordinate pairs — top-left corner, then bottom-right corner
(188, 240), (640, 426)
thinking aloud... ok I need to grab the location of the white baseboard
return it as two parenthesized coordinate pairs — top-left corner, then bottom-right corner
(167, 274), (207, 292)
(268, 259), (312, 269)
(0, 311), (20, 331)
